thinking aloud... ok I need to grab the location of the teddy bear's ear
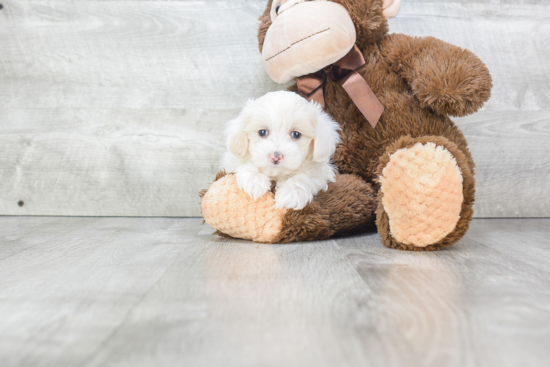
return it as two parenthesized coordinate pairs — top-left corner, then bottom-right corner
(225, 116), (249, 158)
(312, 107), (341, 163)
(383, 0), (401, 19)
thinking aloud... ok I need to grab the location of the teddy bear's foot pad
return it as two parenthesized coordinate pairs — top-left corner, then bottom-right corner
(379, 142), (464, 247)
(201, 174), (286, 243)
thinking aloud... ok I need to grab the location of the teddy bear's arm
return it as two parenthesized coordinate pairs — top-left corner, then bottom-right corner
(380, 34), (492, 117)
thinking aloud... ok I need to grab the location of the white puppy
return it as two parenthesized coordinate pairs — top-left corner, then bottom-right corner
(222, 91), (341, 210)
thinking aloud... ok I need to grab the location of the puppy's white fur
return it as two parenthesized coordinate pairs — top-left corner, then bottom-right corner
(222, 91), (341, 210)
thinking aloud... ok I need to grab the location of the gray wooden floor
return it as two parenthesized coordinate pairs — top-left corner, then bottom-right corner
(0, 218), (549, 367)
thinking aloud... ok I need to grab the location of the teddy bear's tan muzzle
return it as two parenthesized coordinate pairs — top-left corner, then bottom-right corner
(262, 1), (356, 84)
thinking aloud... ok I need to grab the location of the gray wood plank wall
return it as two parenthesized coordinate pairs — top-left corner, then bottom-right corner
(0, 0), (548, 217)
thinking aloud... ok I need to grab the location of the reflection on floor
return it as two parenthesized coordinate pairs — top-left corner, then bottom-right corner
(1, 217), (549, 367)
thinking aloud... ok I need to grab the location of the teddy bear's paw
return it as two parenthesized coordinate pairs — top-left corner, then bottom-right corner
(379, 142), (464, 248)
(236, 170), (271, 201)
(201, 174), (286, 243)
(274, 178), (314, 210)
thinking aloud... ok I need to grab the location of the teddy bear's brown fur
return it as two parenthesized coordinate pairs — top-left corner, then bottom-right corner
(201, 0), (491, 250)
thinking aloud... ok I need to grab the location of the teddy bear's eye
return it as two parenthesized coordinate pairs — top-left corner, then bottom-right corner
(291, 131), (301, 139)
(275, 4), (282, 14)
(259, 129), (269, 137)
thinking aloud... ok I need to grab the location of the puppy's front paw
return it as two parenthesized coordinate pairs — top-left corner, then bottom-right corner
(274, 181), (314, 210)
(236, 171), (271, 201)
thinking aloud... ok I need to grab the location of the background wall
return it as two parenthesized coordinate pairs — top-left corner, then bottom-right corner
(0, 0), (548, 217)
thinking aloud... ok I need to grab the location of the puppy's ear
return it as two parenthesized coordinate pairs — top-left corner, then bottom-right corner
(312, 108), (341, 162)
(225, 116), (249, 158)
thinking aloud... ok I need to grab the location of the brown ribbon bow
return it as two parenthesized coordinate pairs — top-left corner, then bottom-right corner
(295, 45), (384, 128)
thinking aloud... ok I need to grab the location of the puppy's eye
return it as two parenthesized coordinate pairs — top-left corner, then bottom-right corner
(275, 4), (282, 14)
(259, 129), (269, 137)
(291, 131), (301, 139)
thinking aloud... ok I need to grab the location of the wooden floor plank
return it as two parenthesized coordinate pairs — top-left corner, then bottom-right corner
(337, 222), (550, 367)
(1, 218), (549, 366)
(85, 229), (374, 367)
(0, 217), (107, 260)
(80, 219), (550, 367)
(0, 217), (203, 367)
(466, 219), (550, 273)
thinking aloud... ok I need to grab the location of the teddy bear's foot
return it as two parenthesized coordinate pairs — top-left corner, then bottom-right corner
(201, 172), (377, 243)
(201, 172), (285, 243)
(376, 136), (475, 251)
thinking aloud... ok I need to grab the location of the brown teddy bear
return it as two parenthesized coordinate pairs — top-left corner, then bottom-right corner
(201, 0), (492, 251)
